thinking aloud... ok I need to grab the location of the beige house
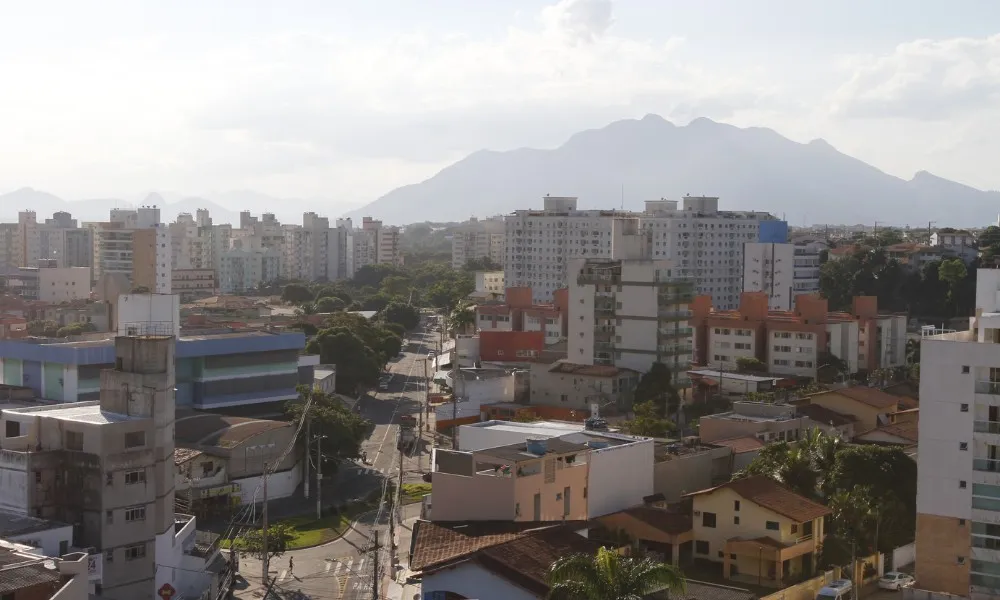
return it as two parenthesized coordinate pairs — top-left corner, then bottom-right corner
(685, 476), (831, 588)
(793, 386), (900, 431)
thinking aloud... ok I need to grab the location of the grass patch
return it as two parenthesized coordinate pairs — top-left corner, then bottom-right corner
(400, 483), (432, 505)
(222, 493), (379, 551)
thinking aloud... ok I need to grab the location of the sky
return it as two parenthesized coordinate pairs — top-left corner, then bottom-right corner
(2, 0), (999, 212)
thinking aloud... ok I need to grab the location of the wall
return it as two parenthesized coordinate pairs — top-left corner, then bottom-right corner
(583, 438), (654, 518)
(116, 293), (180, 337)
(653, 446), (732, 502)
(457, 422), (584, 452)
(902, 590), (970, 600)
(37, 267), (92, 303)
(233, 462), (302, 505)
(759, 568), (841, 600)
(893, 542), (916, 570)
(0, 449), (30, 514)
(8, 524), (74, 558)
(430, 471), (516, 521)
(422, 561), (537, 600)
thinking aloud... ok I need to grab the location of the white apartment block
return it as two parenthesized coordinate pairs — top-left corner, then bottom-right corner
(474, 271), (505, 296)
(567, 218), (694, 377)
(0, 222), (17, 269)
(505, 196), (775, 307)
(280, 224), (313, 281)
(16, 210), (40, 267)
(219, 248), (281, 293)
(743, 240), (824, 311)
(452, 231), (505, 269)
(916, 268), (1000, 598)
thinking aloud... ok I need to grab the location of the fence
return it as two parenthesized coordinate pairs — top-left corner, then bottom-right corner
(892, 542), (916, 570)
(760, 568), (841, 600)
(902, 589), (969, 600)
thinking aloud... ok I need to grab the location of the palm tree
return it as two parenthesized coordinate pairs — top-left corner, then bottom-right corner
(547, 547), (685, 600)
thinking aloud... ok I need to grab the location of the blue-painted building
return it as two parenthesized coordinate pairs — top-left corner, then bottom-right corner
(758, 220), (790, 244)
(0, 331), (318, 409)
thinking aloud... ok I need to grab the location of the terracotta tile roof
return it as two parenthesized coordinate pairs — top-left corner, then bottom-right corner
(174, 447), (204, 465)
(687, 475), (831, 523)
(814, 387), (899, 410)
(622, 507), (693, 535)
(856, 421), (919, 444)
(0, 549), (62, 594)
(712, 436), (765, 454)
(829, 245), (857, 256)
(477, 527), (602, 595)
(882, 381), (919, 402)
(795, 404), (856, 427)
(548, 361), (637, 377)
(409, 520), (590, 573)
(476, 304), (511, 315)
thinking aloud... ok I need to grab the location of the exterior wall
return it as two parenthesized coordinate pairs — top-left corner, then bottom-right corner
(422, 561), (538, 600)
(691, 487), (824, 564)
(743, 242), (795, 311)
(806, 393), (893, 431)
(584, 438), (654, 518)
(826, 321), (860, 374)
(457, 422), (585, 452)
(448, 371), (515, 405)
(455, 335), (480, 368)
(915, 513), (970, 596)
(474, 270), (505, 295)
(767, 328), (819, 378)
(233, 463), (302, 505)
(706, 326), (758, 371)
(478, 330), (544, 362)
(37, 268), (92, 303)
(7, 524), (74, 558)
(653, 446), (733, 502)
(117, 294), (180, 337)
(528, 363), (637, 412)
(511, 457), (588, 521)
(430, 471), (516, 521)
(0, 449), (30, 514)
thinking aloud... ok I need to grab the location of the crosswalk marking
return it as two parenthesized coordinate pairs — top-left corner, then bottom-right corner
(278, 569), (288, 582)
(325, 561), (332, 574)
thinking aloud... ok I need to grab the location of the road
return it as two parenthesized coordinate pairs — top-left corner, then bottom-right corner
(234, 316), (439, 599)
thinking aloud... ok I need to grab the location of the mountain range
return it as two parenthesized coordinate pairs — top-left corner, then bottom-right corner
(345, 114), (1000, 227)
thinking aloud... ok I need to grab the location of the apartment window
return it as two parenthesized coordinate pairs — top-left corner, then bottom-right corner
(34, 471), (41, 484)
(961, 442), (969, 451)
(734, 516), (740, 525)
(734, 500), (740, 511)
(105, 549), (114, 563)
(106, 510), (113, 524)
(960, 480), (968, 489)
(560, 394), (569, 403)
(961, 404), (970, 412)
(124, 506), (146, 522)
(773, 345), (792, 353)
(695, 541), (709, 555)
(124, 431), (145, 449)
(125, 544), (146, 561)
(791, 524), (799, 534)
(125, 469), (146, 485)
(963, 366), (970, 374)
(765, 521), (780, 531)
(4, 421), (19, 437)
(702, 512), (717, 528)
(65, 430), (83, 451)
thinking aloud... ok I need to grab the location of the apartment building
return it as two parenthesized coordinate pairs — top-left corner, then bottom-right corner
(916, 268), (1000, 598)
(0, 333), (177, 598)
(360, 217), (403, 267)
(452, 230), (505, 269)
(0, 222), (17, 269)
(474, 287), (567, 342)
(568, 218), (694, 376)
(0, 263), (91, 302)
(692, 292), (907, 378)
(16, 210), (41, 268)
(94, 208), (171, 294)
(698, 400), (856, 444)
(685, 476), (830, 588)
(38, 212), (93, 269)
(171, 268), (216, 302)
(742, 238), (826, 311)
(473, 270), (505, 298)
(218, 247), (281, 294)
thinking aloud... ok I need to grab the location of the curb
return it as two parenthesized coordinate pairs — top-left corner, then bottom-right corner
(288, 508), (379, 551)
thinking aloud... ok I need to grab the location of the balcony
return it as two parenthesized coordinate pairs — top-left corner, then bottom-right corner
(975, 458), (1000, 476)
(594, 329), (614, 342)
(659, 309), (692, 322)
(976, 421), (1000, 435)
(594, 301), (616, 315)
(658, 327), (693, 340)
(977, 381), (1000, 396)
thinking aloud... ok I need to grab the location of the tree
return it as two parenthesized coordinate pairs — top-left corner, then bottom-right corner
(287, 388), (373, 467)
(282, 283), (314, 304)
(56, 322), (96, 338)
(26, 320), (59, 337)
(736, 441), (819, 499)
(735, 357), (767, 374)
(361, 292), (393, 312)
(380, 322), (406, 339)
(633, 362), (681, 418)
(938, 258), (968, 307)
(305, 328), (381, 393)
(464, 256), (501, 271)
(314, 296), (346, 313)
(352, 264), (399, 288)
(620, 401), (676, 438)
(234, 523), (294, 562)
(382, 301), (420, 330)
(130, 286), (150, 294)
(379, 275), (412, 297)
(448, 304), (476, 334)
(547, 546), (685, 600)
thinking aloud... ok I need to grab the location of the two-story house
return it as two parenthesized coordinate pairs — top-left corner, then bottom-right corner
(685, 475), (831, 588)
(793, 387), (900, 431)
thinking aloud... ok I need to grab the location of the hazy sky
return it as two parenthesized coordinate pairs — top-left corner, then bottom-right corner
(2, 0), (999, 210)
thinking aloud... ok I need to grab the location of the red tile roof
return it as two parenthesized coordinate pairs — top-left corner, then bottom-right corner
(476, 304), (511, 315)
(712, 436), (765, 454)
(814, 386), (900, 410)
(620, 507), (693, 535)
(856, 421), (919, 444)
(687, 475), (832, 523)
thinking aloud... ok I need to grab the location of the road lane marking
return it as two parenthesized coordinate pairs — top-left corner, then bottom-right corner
(278, 569), (288, 582)
(325, 561), (332, 573)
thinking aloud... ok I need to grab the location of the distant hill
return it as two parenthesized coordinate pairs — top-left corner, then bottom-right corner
(344, 114), (1000, 226)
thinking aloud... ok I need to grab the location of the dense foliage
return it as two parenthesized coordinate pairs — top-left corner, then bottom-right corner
(633, 362), (682, 418)
(547, 546), (685, 600)
(286, 387), (374, 468)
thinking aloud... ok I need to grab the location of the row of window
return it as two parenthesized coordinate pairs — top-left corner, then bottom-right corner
(772, 359), (815, 368)
(105, 543), (146, 564)
(106, 505), (146, 524)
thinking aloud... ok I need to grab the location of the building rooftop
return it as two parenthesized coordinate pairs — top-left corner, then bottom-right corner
(686, 475), (832, 523)
(711, 436), (766, 454)
(688, 369), (781, 384)
(857, 421), (919, 444)
(465, 420), (586, 438)
(174, 447), (205, 465)
(0, 545), (62, 595)
(0, 512), (70, 537)
(5, 401), (139, 424)
(795, 404), (856, 427)
(808, 386), (899, 410)
(619, 507), (693, 536)
(653, 440), (726, 462)
(479, 438), (590, 464)
(549, 361), (638, 377)
(175, 411), (291, 449)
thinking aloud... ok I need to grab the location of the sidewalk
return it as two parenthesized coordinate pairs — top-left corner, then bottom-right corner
(386, 504), (423, 600)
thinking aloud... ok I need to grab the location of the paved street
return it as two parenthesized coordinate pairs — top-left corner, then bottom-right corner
(233, 317), (439, 599)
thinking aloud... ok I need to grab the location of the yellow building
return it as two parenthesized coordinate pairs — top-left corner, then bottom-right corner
(685, 475), (831, 588)
(793, 387), (899, 431)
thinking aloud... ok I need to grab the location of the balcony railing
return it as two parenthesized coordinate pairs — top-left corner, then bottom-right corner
(659, 310), (691, 322)
(658, 327), (693, 340)
(977, 381), (1000, 395)
(975, 421), (1000, 435)
(793, 533), (814, 544)
(974, 458), (1000, 473)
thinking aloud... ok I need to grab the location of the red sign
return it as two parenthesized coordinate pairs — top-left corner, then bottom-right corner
(158, 583), (176, 599)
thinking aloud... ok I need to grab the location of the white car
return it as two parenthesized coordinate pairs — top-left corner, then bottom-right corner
(878, 572), (915, 591)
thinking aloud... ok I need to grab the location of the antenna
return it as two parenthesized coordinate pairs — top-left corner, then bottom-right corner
(620, 184), (624, 210)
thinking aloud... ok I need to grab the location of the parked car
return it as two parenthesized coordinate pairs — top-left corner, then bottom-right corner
(878, 572), (915, 591)
(815, 579), (853, 600)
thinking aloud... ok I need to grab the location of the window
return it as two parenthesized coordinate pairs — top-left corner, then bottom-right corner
(765, 521), (780, 531)
(125, 544), (146, 561)
(34, 471), (41, 484)
(734, 500), (740, 511)
(106, 472), (114, 486)
(961, 442), (969, 451)
(65, 430), (83, 451)
(957, 556), (966, 565)
(695, 541), (709, 555)
(124, 506), (146, 522)
(702, 512), (717, 528)
(4, 421), (19, 438)
(105, 549), (114, 563)
(963, 366), (970, 374)
(560, 394), (568, 403)
(803, 521), (813, 536)
(961, 403), (970, 412)
(734, 516), (740, 525)
(124, 469), (145, 485)
(124, 431), (145, 449)
(106, 510), (113, 524)
(960, 480), (968, 489)
(791, 523), (799, 534)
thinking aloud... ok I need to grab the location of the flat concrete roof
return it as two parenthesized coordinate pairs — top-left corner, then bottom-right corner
(688, 369), (781, 383)
(0, 511), (71, 537)
(464, 420), (586, 437)
(4, 401), (138, 424)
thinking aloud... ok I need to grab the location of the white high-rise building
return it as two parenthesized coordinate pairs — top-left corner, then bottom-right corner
(916, 268), (1000, 598)
(567, 218), (694, 376)
(16, 210), (40, 267)
(452, 230), (505, 269)
(505, 196), (776, 307)
(742, 239), (826, 311)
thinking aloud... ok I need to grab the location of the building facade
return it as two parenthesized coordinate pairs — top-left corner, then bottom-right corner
(742, 240), (825, 311)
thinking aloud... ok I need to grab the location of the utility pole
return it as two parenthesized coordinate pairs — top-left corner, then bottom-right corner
(316, 435), (324, 519)
(261, 461), (269, 585)
(371, 531), (381, 600)
(419, 357), (427, 471)
(452, 369), (459, 450)
(304, 415), (310, 500)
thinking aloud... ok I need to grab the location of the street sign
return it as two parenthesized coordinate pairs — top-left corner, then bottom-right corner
(158, 583), (176, 599)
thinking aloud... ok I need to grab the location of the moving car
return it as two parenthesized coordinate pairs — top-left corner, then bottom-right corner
(878, 572), (915, 591)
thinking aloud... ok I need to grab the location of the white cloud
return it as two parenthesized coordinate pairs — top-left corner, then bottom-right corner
(831, 34), (1000, 119)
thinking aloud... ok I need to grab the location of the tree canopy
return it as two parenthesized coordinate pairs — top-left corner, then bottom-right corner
(633, 362), (681, 418)
(305, 327), (381, 393)
(286, 387), (373, 468)
(547, 547), (685, 600)
(620, 401), (676, 438)
(381, 301), (420, 330)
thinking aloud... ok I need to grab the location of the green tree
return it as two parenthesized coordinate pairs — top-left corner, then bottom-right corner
(382, 301), (420, 330)
(26, 320), (59, 337)
(381, 322), (406, 339)
(464, 256), (501, 271)
(130, 285), (150, 294)
(352, 264), (399, 288)
(233, 523), (294, 561)
(305, 328), (381, 393)
(379, 275), (412, 297)
(633, 362), (681, 418)
(547, 546), (685, 600)
(282, 283), (314, 304)
(938, 258), (968, 307)
(448, 304), (476, 334)
(361, 292), (393, 312)
(620, 401), (676, 438)
(736, 442), (819, 499)
(735, 357), (767, 374)
(286, 388), (373, 467)
(314, 296), (346, 313)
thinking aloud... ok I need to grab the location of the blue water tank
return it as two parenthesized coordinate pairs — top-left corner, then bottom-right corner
(587, 441), (609, 450)
(759, 220), (789, 244)
(525, 438), (548, 455)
